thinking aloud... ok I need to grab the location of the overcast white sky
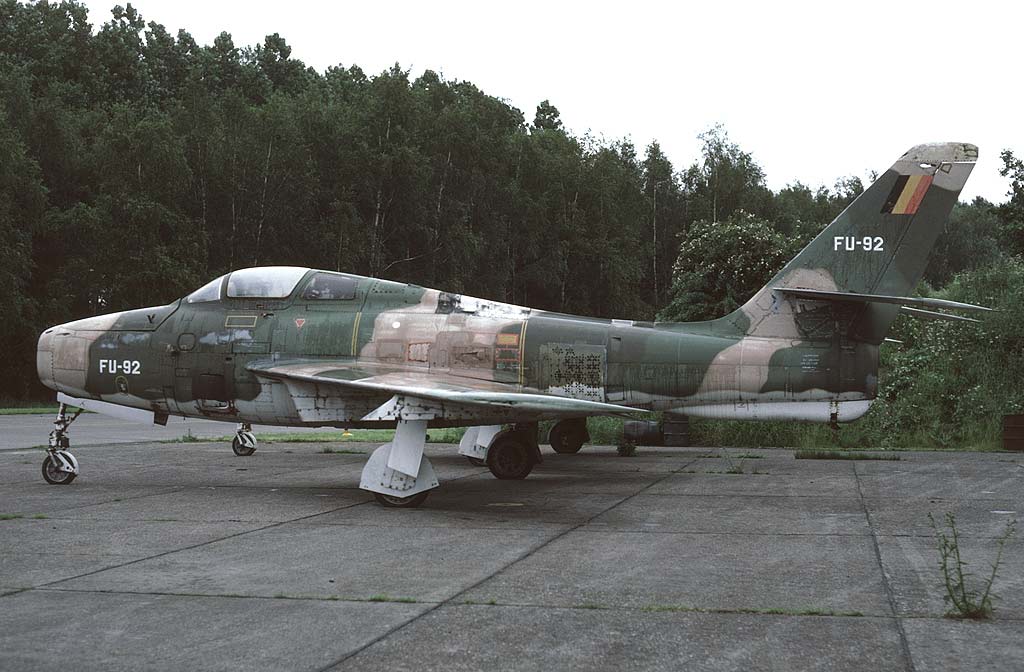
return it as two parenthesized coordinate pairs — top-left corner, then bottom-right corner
(83, 0), (1022, 203)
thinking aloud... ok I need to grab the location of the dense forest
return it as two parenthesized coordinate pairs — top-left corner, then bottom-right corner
(1, 2), (1021, 447)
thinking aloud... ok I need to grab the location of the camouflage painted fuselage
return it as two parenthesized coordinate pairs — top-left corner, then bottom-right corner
(36, 271), (876, 427)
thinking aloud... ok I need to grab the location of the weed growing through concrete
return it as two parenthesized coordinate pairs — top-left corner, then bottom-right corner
(0, 513), (23, 520)
(794, 450), (900, 461)
(721, 450), (745, 474)
(368, 594), (416, 603)
(640, 605), (864, 617)
(928, 512), (1017, 619)
(617, 442), (637, 457)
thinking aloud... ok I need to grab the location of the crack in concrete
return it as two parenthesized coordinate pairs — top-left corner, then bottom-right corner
(855, 461), (917, 672)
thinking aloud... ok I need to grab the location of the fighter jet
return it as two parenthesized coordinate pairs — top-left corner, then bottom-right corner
(36, 142), (987, 506)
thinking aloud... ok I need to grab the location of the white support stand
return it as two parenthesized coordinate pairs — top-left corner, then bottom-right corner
(457, 425), (502, 461)
(359, 419), (439, 498)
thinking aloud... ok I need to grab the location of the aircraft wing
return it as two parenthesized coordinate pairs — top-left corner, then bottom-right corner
(247, 360), (640, 419)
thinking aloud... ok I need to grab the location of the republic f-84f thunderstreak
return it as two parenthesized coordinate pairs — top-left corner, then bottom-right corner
(36, 143), (987, 506)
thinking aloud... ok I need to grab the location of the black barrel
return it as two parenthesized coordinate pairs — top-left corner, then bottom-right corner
(623, 420), (662, 446)
(1004, 415), (1024, 451)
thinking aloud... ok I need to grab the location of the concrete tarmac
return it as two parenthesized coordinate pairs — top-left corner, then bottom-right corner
(1, 428), (1022, 671)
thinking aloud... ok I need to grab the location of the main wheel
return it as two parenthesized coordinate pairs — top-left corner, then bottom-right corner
(232, 433), (256, 456)
(373, 491), (430, 508)
(548, 419), (588, 454)
(466, 456), (487, 467)
(42, 454), (76, 485)
(487, 435), (534, 480)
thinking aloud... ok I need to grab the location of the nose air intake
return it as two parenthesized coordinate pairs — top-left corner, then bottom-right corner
(37, 328), (57, 391)
(37, 325), (90, 396)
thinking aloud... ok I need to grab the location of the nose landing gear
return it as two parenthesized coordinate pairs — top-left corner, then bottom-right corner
(42, 403), (81, 485)
(232, 423), (257, 456)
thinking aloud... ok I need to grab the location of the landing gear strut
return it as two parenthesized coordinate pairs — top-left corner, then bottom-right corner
(360, 419), (439, 508)
(232, 423), (257, 456)
(42, 403), (81, 485)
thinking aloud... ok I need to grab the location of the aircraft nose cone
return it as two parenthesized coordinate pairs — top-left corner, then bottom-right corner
(37, 325), (59, 391)
(37, 323), (89, 395)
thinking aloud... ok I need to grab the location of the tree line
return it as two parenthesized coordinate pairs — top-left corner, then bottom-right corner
(1, 2), (1021, 424)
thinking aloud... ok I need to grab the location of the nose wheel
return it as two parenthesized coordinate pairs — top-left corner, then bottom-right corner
(232, 424), (257, 456)
(42, 402), (81, 485)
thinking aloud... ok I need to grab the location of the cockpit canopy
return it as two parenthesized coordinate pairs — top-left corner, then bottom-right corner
(227, 266), (308, 298)
(184, 267), (368, 304)
(186, 266), (311, 303)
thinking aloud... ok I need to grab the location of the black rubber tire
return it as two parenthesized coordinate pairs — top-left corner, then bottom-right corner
(466, 456), (487, 467)
(232, 434), (256, 456)
(548, 420), (587, 454)
(487, 435), (534, 480)
(373, 491), (430, 508)
(41, 454), (76, 485)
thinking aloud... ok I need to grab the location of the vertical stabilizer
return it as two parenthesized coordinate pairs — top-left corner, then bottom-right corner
(724, 142), (977, 343)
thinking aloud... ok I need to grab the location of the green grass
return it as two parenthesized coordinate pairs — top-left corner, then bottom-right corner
(0, 514), (24, 521)
(0, 407), (61, 415)
(0, 401), (91, 415)
(794, 450), (900, 461)
(367, 594), (417, 603)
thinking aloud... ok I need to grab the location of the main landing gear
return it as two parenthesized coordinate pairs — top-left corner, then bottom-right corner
(486, 427), (540, 480)
(42, 403), (81, 485)
(360, 419), (439, 508)
(548, 418), (589, 454)
(360, 420), (545, 508)
(459, 424), (542, 480)
(232, 423), (257, 456)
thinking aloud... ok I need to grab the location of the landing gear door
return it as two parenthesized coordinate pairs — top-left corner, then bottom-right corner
(171, 332), (197, 413)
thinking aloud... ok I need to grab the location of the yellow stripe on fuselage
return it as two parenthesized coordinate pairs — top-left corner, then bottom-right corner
(518, 319), (528, 388)
(350, 312), (362, 356)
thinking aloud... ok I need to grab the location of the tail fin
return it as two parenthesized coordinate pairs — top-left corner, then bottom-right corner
(726, 142), (978, 344)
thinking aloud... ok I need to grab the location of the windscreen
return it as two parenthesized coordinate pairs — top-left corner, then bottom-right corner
(226, 267), (309, 299)
(186, 275), (226, 303)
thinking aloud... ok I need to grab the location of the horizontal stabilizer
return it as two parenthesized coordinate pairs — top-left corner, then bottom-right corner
(899, 306), (980, 323)
(773, 287), (992, 313)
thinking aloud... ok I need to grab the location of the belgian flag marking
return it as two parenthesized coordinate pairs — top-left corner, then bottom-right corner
(881, 174), (933, 215)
